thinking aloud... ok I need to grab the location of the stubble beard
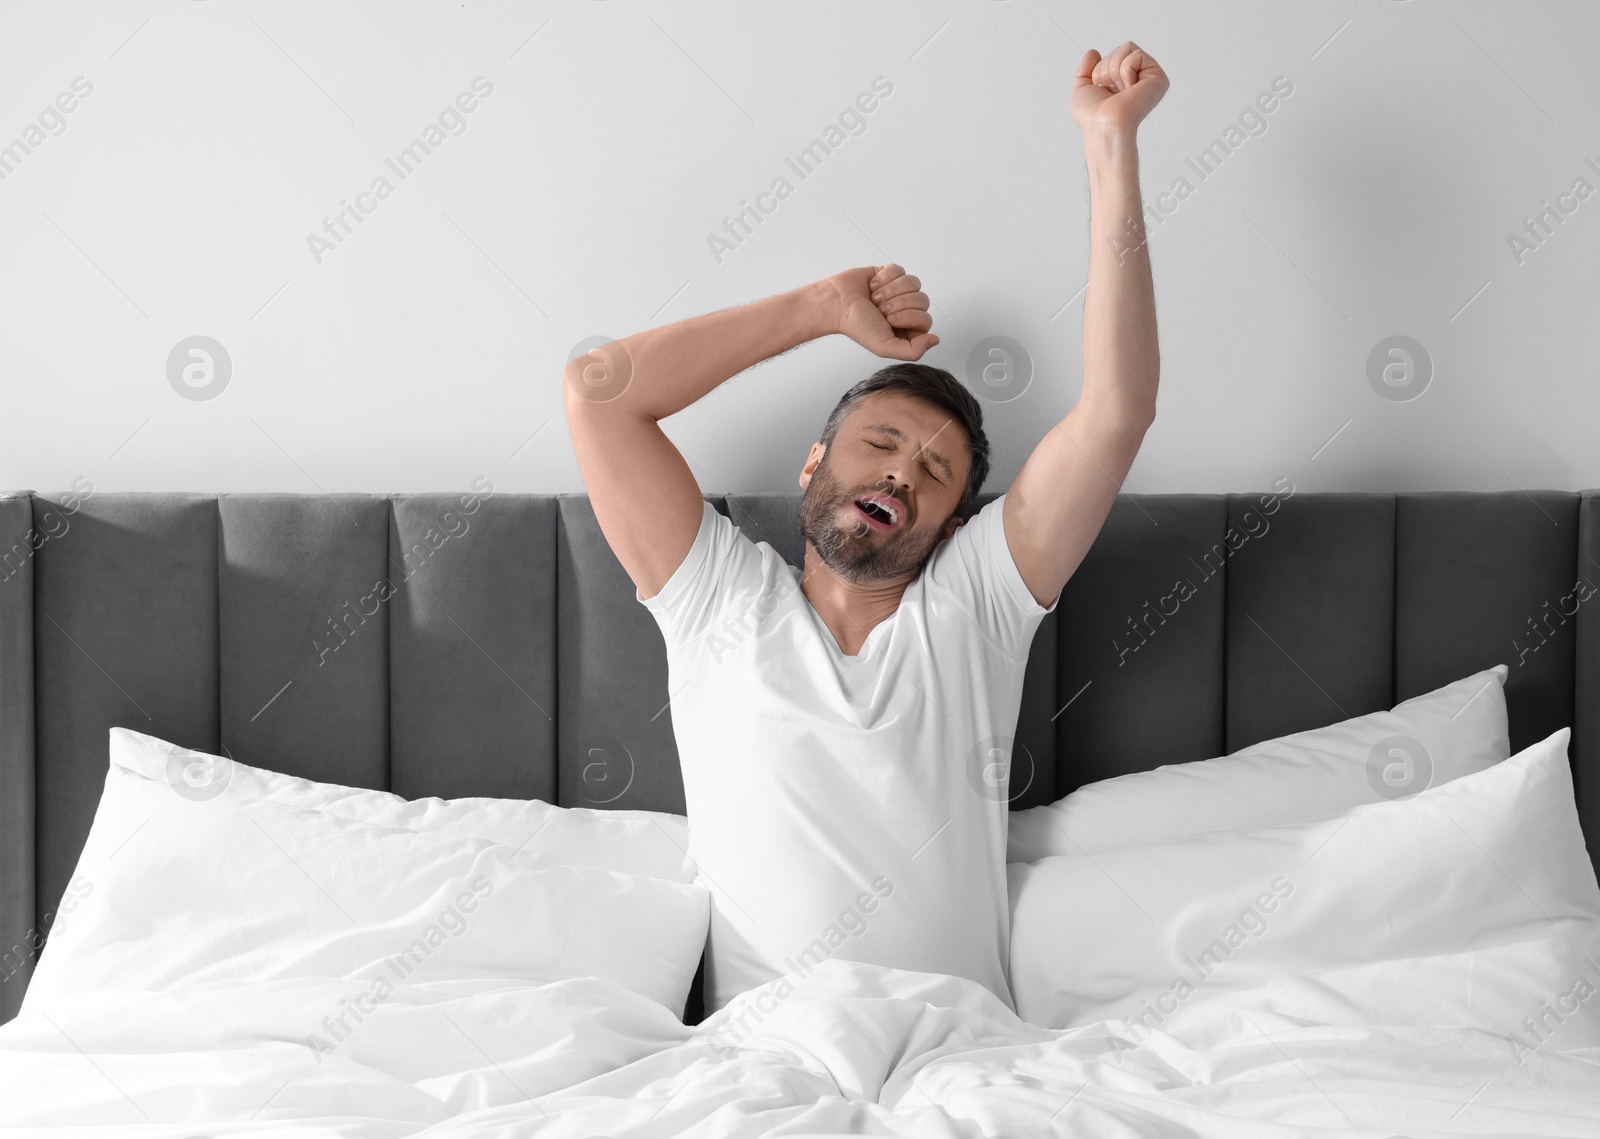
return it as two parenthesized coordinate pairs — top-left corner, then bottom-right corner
(797, 454), (943, 586)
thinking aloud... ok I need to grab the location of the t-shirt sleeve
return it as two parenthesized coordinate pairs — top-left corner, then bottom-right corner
(920, 492), (1060, 664)
(636, 499), (767, 651)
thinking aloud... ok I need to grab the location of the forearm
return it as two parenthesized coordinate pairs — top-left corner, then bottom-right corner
(579, 280), (838, 422)
(1081, 126), (1159, 429)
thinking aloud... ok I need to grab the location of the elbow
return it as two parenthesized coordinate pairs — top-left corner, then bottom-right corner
(1082, 397), (1155, 439)
(562, 345), (637, 411)
(562, 358), (599, 413)
(1126, 381), (1158, 434)
(561, 366), (584, 422)
(1119, 388), (1158, 434)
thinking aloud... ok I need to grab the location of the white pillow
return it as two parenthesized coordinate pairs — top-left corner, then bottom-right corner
(111, 727), (696, 882)
(1008, 664), (1509, 860)
(25, 758), (710, 1018)
(1008, 727), (1600, 1051)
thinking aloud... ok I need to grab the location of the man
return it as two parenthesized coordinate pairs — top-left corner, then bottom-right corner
(564, 42), (1167, 1018)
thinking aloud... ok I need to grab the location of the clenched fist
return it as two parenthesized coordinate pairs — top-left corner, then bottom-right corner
(1071, 41), (1169, 135)
(824, 263), (939, 362)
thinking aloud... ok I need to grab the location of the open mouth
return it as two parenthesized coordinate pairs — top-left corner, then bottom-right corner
(851, 495), (903, 533)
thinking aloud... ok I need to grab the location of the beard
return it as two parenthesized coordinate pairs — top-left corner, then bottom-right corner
(797, 454), (946, 585)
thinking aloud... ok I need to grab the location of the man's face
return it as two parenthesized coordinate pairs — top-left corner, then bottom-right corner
(797, 391), (971, 585)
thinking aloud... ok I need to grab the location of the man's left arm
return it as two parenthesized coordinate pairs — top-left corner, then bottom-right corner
(1004, 41), (1169, 609)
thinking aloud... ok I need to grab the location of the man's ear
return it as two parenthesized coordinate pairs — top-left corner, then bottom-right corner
(798, 442), (825, 490)
(939, 513), (966, 542)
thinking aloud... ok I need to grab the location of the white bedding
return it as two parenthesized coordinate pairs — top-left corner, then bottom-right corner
(1, 958), (1598, 1137)
(25, 758), (710, 1019)
(9, 705), (1598, 1134)
(1008, 664), (1511, 862)
(1008, 728), (1600, 1041)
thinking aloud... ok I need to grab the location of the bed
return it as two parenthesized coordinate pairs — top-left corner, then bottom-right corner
(0, 484), (1597, 1136)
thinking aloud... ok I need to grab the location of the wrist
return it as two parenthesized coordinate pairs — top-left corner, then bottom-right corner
(1083, 123), (1139, 164)
(795, 277), (842, 341)
(1085, 126), (1141, 198)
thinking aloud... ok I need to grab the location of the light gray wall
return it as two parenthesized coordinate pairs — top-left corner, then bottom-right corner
(2, 0), (1595, 500)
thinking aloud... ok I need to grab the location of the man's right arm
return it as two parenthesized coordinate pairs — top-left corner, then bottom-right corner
(563, 266), (937, 601)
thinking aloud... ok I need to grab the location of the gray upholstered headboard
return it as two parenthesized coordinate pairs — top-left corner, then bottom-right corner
(2, 486), (1597, 1025)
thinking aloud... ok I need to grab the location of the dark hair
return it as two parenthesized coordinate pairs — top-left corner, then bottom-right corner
(819, 363), (991, 518)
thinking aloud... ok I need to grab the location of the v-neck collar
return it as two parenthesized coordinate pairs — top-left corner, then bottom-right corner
(828, 613), (895, 658)
(790, 567), (901, 659)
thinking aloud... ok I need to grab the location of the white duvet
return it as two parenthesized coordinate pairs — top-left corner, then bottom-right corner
(2, 958), (1598, 1138)
(8, 713), (1600, 1135)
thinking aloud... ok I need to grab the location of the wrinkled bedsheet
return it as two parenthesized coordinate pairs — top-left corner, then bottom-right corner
(1, 958), (1597, 1137)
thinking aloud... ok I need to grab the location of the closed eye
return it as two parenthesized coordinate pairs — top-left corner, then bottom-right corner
(868, 440), (943, 483)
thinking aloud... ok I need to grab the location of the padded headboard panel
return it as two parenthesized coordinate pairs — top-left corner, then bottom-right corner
(2, 486), (1597, 1025)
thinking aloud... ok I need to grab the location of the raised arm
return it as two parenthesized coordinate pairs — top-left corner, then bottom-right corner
(564, 266), (938, 601)
(1004, 41), (1169, 608)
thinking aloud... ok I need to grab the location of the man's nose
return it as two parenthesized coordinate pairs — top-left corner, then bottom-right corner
(873, 477), (911, 506)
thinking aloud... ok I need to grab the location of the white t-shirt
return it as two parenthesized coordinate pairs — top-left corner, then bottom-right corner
(638, 493), (1058, 1017)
